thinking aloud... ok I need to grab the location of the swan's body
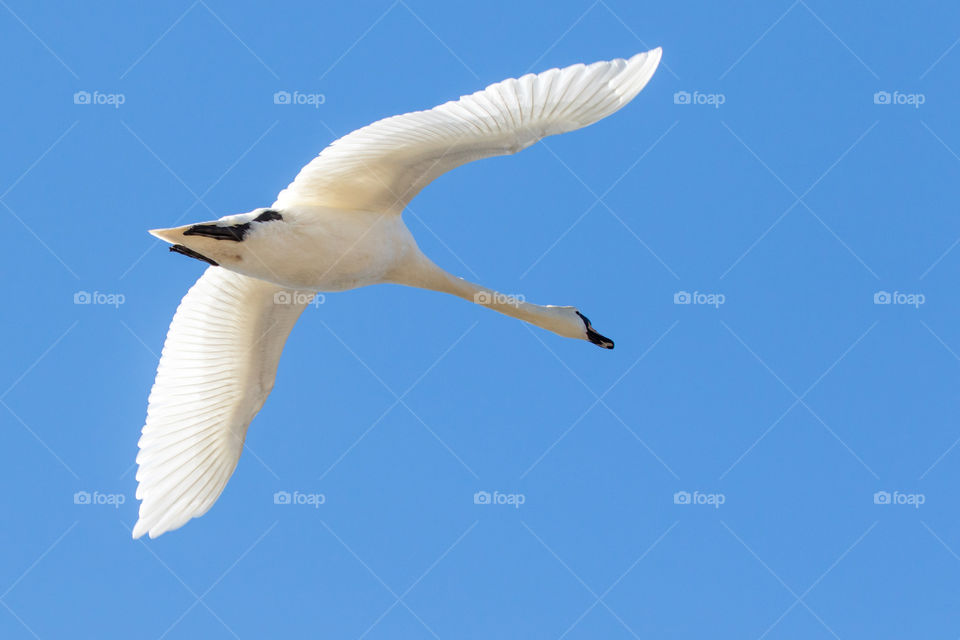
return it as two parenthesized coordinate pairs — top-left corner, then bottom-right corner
(195, 208), (419, 291)
(134, 49), (662, 538)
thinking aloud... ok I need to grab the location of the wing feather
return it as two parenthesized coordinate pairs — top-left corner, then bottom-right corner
(132, 267), (308, 538)
(273, 48), (662, 213)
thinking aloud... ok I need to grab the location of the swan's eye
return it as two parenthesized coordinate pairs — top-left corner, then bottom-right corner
(254, 210), (283, 222)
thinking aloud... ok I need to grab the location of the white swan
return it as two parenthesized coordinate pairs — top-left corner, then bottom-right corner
(133, 49), (662, 538)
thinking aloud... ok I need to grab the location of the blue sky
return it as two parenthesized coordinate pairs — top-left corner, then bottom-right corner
(1, 0), (959, 637)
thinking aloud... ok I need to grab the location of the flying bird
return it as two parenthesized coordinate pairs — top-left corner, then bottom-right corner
(133, 49), (663, 538)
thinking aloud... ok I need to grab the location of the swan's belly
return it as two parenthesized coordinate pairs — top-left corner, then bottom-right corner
(229, 209), (418, 292)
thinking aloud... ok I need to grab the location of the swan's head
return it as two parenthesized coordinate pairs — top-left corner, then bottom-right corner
(149, 208), (287, 269)
(575, 311), (614, 349)
(542, 306), (614, 349)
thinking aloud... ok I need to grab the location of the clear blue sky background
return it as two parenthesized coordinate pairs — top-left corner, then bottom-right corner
(1, 1), (959, 638)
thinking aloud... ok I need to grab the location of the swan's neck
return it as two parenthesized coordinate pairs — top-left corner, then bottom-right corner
(399, 258), (583, 340)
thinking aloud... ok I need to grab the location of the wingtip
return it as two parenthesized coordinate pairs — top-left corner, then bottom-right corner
(642, 46), (662, 68)
(131, 520), (148, 539)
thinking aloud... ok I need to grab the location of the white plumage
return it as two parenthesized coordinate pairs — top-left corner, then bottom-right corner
(135, 49), (662, 538)
(133, 269), (307, 538)
(275, 50), (661, 213)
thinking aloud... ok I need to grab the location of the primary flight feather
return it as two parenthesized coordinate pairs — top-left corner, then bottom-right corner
(134, 48), (662, 538)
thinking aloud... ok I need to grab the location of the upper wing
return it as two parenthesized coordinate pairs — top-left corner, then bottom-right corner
(273, 48), (662, 214)
(132, 267), (309, 539)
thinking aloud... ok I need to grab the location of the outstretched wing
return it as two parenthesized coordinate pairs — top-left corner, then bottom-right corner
(132, 267), (309, 538)
(273, 48), (662, 214)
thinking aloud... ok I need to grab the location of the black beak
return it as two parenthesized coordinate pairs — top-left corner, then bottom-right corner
(576, 312), (614, 349)
(169, 244), (219, 266)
